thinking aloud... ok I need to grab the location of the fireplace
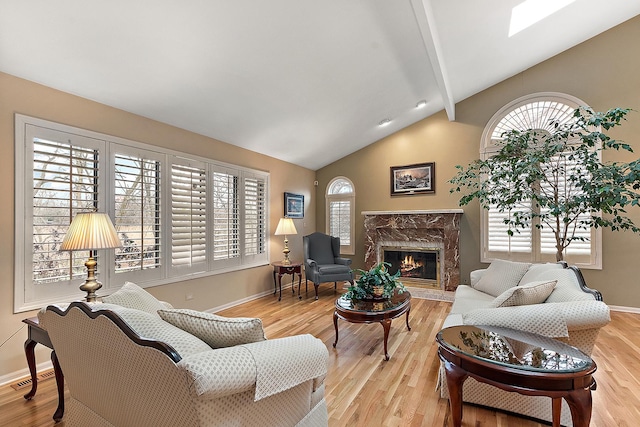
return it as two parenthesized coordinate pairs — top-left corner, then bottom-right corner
(363, 210), (463, 291)
(383, 247), (439, 288)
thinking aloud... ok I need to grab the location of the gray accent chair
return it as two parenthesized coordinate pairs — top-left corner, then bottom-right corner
(303, 232), (354, 300)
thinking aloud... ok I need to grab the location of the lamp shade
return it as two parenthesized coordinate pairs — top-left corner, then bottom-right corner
(275, 217), (297, 236)
(60, 212), (122, 251)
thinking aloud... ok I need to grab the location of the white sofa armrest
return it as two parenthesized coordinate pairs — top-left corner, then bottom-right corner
(179, 335), (328, 401)
(469, 269), (486, 288)
(178, 346), (257, 399)
(463, 303), (569, 338)
(560, 300), (610, 331)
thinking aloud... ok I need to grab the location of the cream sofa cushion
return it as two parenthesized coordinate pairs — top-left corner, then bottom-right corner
(489, 280), (557, 308)
(102, 281), (166, 315)
(472, 259), (531, 297)
(158, 308), (266, 349)
(98, 304), (211, 357)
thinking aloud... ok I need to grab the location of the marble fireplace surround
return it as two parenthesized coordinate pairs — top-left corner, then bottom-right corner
(362, 210), (463, 292)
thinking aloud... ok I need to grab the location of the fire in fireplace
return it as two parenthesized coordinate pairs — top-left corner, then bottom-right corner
(383, 247), (439, 286)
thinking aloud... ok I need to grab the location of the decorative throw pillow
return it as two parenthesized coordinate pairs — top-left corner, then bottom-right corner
(472, 259), (531, 297)
(489, 280), (557, 308)
(102, 282), (166, 315)
(157, 308), (266, 349)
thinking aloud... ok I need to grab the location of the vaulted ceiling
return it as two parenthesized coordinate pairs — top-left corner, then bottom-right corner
(2, 1), (639, 170)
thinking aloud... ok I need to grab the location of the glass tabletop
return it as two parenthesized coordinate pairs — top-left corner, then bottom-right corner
(336, 290), (410, 313)
(437, 325), (593, 373)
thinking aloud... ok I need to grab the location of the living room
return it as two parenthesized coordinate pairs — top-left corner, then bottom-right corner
(2, 2), (640, 426)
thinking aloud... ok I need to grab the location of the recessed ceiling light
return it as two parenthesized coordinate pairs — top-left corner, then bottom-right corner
(416, 100), (427, 109)
(378, 118), (392, 127)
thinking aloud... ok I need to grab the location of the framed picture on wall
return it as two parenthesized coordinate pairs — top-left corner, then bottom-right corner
(390, 162), (435, 196)
(284, 192), (304, 218)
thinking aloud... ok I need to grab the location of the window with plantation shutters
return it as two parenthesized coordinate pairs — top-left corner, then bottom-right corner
(538, 155), (593, 261)
(170, 161), (207, 274)
(114, 150), (162, 281)
(326, 177), (355, 255)
(211, 167), (240, 268)
(16, 114), (270, 313)
(17, 123), (107, 309)
(243, 175), (267, 260)
(481, 93), (600, 268)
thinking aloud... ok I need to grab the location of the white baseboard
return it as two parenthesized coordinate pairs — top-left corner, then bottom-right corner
(0, 360), (53, 387)
(609, 305), (640, 314)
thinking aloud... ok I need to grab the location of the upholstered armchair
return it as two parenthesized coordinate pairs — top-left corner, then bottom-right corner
(303, 232), (354, 299)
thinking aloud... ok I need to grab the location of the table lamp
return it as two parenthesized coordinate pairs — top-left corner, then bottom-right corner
(275, 217), (297, 265)
(60, 211), (122, 302)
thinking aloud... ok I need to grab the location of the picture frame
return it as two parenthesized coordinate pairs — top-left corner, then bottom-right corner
(390, 162), (435, 196)
(284, 192), (304, 218)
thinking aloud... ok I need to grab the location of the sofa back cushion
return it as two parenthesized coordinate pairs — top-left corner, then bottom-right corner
(489, 280), (557, 308)
(519, 263), (594, 303)
(472, 259), (531, 297)
(158, 308), (266, 349)
(102, 282), (166, 316)
(99, 304), (211, 357)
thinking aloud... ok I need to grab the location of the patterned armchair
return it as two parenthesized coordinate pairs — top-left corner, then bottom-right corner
(303, 232), (354, 300)
(38, 283), (329, 427)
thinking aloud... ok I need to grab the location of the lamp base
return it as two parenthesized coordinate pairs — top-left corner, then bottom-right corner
(80, 256), (102, 302)
(282, 236), (291, 265)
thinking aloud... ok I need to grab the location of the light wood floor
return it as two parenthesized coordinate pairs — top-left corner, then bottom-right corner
(2, 286), (639, 426)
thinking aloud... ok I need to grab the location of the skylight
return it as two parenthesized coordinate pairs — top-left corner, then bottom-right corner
(509, 0), (576, 37)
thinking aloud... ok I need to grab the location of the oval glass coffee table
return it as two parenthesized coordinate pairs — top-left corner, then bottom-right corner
(333, 290), (411, 360)
(436, 325), (597, 427)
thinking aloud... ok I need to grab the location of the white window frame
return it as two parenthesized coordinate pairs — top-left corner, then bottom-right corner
(325, 176), (355, 255)
(112, 144), (164, 284)
(480, 93), (602, 269)
(14, 114), (269, 313)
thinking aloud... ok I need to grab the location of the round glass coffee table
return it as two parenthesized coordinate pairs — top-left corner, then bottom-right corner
(437, 325), (597, 427)
(333, 290), (411, 360)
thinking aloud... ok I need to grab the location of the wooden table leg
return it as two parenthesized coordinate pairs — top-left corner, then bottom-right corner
(51, 351), (64, 422)
(551, 397), (562, 427)
(380, 319), (392, 361)
(564, 388), (593, 427)
(23, 338), (38, 400)
(297, 273), (302, 299)
(277, 273), (283, 301)
(272, 270), (277, 296)
(441, 357), (468, 427)
(405, 307), (411, 331)
(332, 312), (339, 348)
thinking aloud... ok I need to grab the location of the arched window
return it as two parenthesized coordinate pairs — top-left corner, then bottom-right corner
(326, 177), (355, 255)
(480, 92), (601, 268)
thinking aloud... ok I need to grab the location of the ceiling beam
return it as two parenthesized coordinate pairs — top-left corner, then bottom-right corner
(410, 0), (456, 121)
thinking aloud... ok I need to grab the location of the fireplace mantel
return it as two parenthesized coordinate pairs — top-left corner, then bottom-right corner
(362, 210), (463, 291)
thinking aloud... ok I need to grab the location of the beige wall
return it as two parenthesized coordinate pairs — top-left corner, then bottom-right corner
(317, 16), (640, 307)
(0, 72), (315, 380)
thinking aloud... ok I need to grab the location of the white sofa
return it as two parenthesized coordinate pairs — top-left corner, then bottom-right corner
(39, 283), (329, 427)
(440, 261), (610, 426)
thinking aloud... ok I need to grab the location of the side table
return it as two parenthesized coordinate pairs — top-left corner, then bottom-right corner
(23, 316), (65, 422)
(271, 261), (303, 300)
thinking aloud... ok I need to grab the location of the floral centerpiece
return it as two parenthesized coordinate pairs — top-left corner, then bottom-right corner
(345, 262), (406, 300)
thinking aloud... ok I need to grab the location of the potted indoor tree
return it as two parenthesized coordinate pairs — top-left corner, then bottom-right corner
(449, 106), (640, 261)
